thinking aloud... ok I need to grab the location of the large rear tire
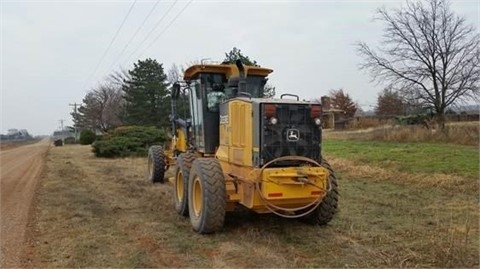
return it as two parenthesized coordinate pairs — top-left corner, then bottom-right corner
(188, 158), (226, 234)
(147, 146), (166, 183)
(173, 153), (195, 216)
(302, 159), (338, 225)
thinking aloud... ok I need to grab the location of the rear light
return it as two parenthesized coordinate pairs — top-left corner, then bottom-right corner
(310, 105), (322, 118)
(267, 192), (283, 198)
(264, 104), (276, 118)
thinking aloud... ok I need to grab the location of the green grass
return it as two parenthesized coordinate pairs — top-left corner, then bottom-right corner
(323, 140), (479, 179)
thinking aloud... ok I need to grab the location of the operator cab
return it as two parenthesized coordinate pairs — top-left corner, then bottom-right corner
(179, 62), (272, 154)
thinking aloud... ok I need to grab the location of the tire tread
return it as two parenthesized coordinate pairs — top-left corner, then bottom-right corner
(148, 145), (166, 183)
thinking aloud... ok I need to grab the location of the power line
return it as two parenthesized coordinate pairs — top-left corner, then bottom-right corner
(109, 0), (161, 72)
(82, 0), (137, 90)
(122, 0), (179, 66)
(137, 0), (193, 59)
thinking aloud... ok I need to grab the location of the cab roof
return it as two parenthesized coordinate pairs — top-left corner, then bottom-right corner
(183, 64), (273, 80)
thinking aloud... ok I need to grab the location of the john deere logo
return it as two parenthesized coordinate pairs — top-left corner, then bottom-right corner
(287, 129), (300, 142)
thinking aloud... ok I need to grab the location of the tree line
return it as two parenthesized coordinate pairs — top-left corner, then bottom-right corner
(74, 0), (478, 132)
(72, 46), (365, 133)
(72, 48), (272, 132)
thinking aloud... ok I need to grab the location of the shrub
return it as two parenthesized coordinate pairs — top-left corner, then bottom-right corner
(64, 137), (76, 144)
(53, 139), (63, 147)
(79, 129), (96, 145)
(92, 126), (167, 158)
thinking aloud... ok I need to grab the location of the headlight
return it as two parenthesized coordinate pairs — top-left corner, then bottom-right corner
(314, 118), (321, 126)
(269, 117), (278, 125)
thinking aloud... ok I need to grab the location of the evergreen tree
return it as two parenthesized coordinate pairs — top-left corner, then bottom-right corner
(122, 58), (170, 128)
(263, 84), (276, 98)
(222, 47), (257, 66)
(222, 47), (276, 98)
(375, 88), (405, 116)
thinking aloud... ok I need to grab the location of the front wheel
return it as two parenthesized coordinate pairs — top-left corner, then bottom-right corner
(188, 158), (226, 234)
(301, 159), (339, 225)
(147, 146), (166, 183)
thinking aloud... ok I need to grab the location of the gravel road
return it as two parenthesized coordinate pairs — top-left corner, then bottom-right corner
(0, 139), (50, 267)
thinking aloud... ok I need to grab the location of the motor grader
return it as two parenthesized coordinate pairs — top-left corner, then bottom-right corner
(147, 60), (338, 234)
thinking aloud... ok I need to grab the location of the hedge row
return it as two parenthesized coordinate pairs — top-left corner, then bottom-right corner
(92, 126), (167, 158)
(79, 129), (96, 145)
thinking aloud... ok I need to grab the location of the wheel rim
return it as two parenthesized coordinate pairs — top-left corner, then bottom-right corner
(192, 177), (202, 217)
(176, 171), (184, 202)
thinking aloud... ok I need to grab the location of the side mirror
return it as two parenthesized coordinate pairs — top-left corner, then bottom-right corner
(172, 83), (181, 100)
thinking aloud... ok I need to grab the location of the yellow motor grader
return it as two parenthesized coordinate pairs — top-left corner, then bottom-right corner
(147, 60), (338, 233)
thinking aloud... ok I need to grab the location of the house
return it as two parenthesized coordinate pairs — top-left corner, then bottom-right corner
(320, 96), (347, 129)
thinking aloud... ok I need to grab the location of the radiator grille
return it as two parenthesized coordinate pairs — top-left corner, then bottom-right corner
(261, 104), (320, 165)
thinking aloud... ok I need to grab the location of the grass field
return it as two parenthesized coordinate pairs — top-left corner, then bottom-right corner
(324, 140), (478, 179)
(325, 121), (479, 146)
(26, 143), (479, 268)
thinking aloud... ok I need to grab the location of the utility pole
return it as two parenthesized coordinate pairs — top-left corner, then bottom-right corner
(59, 119), (65, 142)
(69, 102), (80, 142)
(59, 119), (65, 131)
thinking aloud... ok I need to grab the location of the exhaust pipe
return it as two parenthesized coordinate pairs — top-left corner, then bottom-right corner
(229, 59), (248, 97)
(235, 59), (245, 78)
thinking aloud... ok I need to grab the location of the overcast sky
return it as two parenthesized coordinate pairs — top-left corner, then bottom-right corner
(1, 0), (478, 135)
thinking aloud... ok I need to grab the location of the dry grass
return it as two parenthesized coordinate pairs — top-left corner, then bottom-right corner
(0, 139), (40, 151)
(328, 157), (475, 192)
(349, 117), (397, 129)
(26, 145), (479, 268)
(325, 121), (479, 146)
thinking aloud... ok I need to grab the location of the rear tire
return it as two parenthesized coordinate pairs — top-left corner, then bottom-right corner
(147, 146), (166, 183)
(173, 153), (195, 216)
(188, 158), (226, 234)
(301, 159), (338, 225)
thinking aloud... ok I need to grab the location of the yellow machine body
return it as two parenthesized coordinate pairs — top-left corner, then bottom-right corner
(215, 99), (329, 213)
(148, 61), (337, 233)
(183, 64), (273, 81)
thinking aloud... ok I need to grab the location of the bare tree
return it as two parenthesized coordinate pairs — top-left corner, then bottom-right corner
(167, 63), (182, 85)
(96, 85), (124, 131)
(73, 70), (128, 132)
(357, 0), (479, 127)
(107, 69), (130, 87)
(73, 85), (124, 132)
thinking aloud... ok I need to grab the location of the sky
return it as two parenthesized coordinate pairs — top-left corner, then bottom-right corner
(1, 0), (479, 135)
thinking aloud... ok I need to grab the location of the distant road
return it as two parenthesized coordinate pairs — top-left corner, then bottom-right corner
(0, 138), (50, 267)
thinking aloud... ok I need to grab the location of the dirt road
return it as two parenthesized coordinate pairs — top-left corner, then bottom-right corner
(0, 139), (50, 267)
